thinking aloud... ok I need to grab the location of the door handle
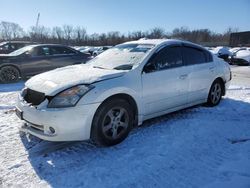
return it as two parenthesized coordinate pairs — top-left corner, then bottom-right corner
(209, 67), (215, 72)
(179, 74), (188, 80)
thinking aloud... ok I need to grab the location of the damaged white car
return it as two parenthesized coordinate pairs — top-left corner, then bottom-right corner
(16, 39), (231, 146)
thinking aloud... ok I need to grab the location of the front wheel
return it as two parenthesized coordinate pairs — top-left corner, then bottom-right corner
(91, 99), (134, 146)
(0, 66), (20, 83)
(207, 80), (223, 106)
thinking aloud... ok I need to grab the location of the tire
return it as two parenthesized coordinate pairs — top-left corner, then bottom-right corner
(91, 99), (134, 146)
(0, 66), (20, 83)
(207, 80), (223, 107)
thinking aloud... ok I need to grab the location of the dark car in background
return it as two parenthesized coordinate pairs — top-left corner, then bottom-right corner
(0, 41), (36, 54)
(0, 44), (92, 83)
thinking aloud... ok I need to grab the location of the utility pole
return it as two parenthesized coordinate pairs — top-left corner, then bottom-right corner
(33, 13), (40, 42)
(35, 13), (40, 29)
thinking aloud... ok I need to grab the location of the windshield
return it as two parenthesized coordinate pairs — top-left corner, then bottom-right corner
(88, 43), (154, 70)
(9, 45), (34, 56)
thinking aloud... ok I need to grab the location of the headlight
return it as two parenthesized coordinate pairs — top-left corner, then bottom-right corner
(48, 85), (94, 108)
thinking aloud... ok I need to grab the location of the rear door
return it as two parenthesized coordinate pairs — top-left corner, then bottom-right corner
(142, 45), (189, 117)
(182, 45), (215, 103)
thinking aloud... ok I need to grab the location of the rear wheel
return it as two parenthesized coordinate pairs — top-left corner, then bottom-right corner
(0, 66), (20, 83)
(91, 99), (133, 146)
(207, 80), (223, 106)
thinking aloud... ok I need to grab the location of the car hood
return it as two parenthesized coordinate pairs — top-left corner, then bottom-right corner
(25, 64), (126, 96)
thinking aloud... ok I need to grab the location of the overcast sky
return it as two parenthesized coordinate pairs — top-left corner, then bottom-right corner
(0, 0), (249, 34)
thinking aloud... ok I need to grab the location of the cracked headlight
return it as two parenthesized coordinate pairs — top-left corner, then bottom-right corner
(48, 85), (94, 108)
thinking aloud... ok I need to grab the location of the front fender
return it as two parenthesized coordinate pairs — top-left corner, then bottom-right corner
(78, 75), (144, 124)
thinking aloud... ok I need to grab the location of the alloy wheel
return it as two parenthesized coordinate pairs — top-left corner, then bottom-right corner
(0, 66), (20, 83)
(210, 83), (222, 104)
(101, 107), (129, 140)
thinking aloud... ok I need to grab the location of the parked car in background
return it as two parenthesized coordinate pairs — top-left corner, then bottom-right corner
(75, 46), (112, 56)
(87, 46), (101, 56)
(74, 46), (89, 52)
(16, 39), (231, 146)
(75, 46), (93, 54)
(229, 47), (244, 54)
(0, 44), (92, 83)
(209, 46), (232, 62)
(229, 48), (250, 65)
(92, 46), (112, 56)
(0, 41), (36, 54)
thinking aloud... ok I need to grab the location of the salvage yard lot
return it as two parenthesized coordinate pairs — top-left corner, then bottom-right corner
(0, 67), (250, 188)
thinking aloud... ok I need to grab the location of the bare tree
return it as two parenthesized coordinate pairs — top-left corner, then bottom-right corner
(52, 26), (63, 43)
(0, 21), (24, 40)
(63, 25), (73, 44)
(74, 26), (87, 45)
(0, 20), (239, 47)
(148, 27), (165, 39)
(223, 27), (239, 42)
(128, 31), (147, 40)
(29, 25), (50, 42)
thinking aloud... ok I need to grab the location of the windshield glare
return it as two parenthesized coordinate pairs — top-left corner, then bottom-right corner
(88, 43), (154, 70)
(9, 45), (34, 56)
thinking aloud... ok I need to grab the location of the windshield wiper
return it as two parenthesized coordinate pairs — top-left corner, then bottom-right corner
(93, 66), (107, 70)
(113, 64), (133, 70)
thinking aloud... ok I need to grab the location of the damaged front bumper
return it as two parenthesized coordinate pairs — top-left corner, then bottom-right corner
(16, 94), (100, 142)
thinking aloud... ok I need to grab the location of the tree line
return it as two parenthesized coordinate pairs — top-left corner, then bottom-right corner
(0, 21), (238, 46)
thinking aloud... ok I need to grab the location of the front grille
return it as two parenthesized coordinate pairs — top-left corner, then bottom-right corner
(23, 88), (45, 106)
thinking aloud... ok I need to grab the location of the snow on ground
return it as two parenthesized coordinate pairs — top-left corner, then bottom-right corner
(0, 82), (250, 188)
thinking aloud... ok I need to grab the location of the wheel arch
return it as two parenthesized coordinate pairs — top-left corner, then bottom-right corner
(95, 93), (139, 126)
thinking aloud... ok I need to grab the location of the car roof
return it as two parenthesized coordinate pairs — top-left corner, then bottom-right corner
(123, 38), (205, 49)
(26, 44), (73, 48)
(7, 41), (36, 44)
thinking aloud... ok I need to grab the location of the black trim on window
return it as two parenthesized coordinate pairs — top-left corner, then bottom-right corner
(181, 44), (212, 65)
(143, 45), (184, 73)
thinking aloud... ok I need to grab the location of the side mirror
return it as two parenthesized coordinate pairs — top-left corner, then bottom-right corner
(23, 51), (31, 58)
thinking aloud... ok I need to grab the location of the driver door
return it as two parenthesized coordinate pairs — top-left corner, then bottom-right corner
(142, 45), (190, 117)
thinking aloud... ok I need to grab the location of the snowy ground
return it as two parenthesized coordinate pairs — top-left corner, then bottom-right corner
(0, 80), (250, 187)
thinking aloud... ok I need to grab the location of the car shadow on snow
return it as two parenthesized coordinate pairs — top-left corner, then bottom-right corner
(20, 97), (250, 187)
(0, 81), (25, 92)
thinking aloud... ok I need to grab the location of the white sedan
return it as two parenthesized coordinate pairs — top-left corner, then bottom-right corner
(16, 39), (231, 146)
(231, 48), (250, 65)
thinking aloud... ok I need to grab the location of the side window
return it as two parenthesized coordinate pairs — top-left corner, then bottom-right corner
(51, 47), (77, 55)
(9, 44), (16, 50)
(182, 47), (208, 65)
(144, 46), (183, 73)
(63, 47), (77, 54)
(30, 46), (51, 56)
(40, 47), (50, 56)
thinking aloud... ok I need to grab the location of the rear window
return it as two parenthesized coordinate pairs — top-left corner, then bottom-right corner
(183, 46), (212, 65)
(51, 46), (77, 55)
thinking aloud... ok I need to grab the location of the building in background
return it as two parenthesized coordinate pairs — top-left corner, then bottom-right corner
(230, 31), (250, 47)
